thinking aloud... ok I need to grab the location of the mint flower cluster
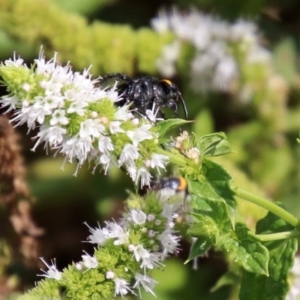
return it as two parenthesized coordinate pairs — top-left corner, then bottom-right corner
(152, 8), (271, 100)
(0, 52), (169, 186)
(20, 192), (181, 299)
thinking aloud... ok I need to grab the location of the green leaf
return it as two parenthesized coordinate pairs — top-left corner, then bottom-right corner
(239, 209), (298, 300)
(202, 158), (237, 222)
(210, 270), (240, 292)
(186, 214), (219, 263)
(188, 214), (219, 241)
(219, 223), (269, 276)
(196, 132), (232, 157)
(240, 239), (297, 300)
(202, 159), (234, 202)
(187, 158), (236, 230)
(185, 236), (212, 264)
(156, 118), (192, 139)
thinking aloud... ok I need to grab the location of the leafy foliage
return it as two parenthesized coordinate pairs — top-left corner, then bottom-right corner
(239, 209), (298, 300)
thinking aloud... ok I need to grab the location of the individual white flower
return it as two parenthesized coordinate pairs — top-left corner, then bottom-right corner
(79, 119), (105, 139)
(161, 203), (178, 221)
(127, 165), (137, 181)
(127, 124), (154, 147)
(114, 278), (134, 297)
(82, 252), (98, 269)
(67, 99), (88, 116)
(109, 121), (124, 134)
(10, 104), (40, 130)
(98, 136), (114, 154)
(38, 257), (62, 280)
(60, 136), (93, 166)
(114, 105), (133, 121)
(146, 153), (169, 174)
(118, 143), (140, 167)
(133, 273), (158, 297)
(130, 209), (147, 225)
(106, 81), (123, 103)
(32, 125), (67, 151)
(98, 153), (113, 175)
(105, 221), (129, 245)
(34, 51), (58, 75)
(140, 252), (164, 270)
(135, 167), (152, 187)
(4, 56), (25, 67)
(50, 109), (69, 126)
(159, 229), (180, 257)
(84, 222), (108, 245)
(145, 103), (164, 123)
(133, 245), (151, 263)
(0, 95), (19, 112)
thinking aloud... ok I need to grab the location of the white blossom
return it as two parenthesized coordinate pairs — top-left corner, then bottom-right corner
(140, 252), (164, 270)
(109, 121), (124, 134)
(127, 124), (154, 147)
(159, 229), (180, 257)
(38, 257), (62, 280)
(146, 153), (169, 174)
(105, 221), (129, 245)
(85, 222), (108, 245)
(4, 52), (24, 67)
(114, 278), (134, 297)
(136, 167), (152, 187)
(114, 104), (133, 121)
(118, 143), (140, 167)
(134, 274), (158, 297)
(0, 51), (162, 186)
(130, 209), (147, 225)
(145, 103), (164, 123)
(152, 8), (271, 95)
(79, 119), (105, 139)
(0, 95), (19, 112)
(50, 109), (69, 126)
(82, 252), (98, 269)
(98, 136), (114, 153)
(133, 245), (151, 263)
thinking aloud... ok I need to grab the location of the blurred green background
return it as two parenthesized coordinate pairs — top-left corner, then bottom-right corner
(1, 0), (300, 299)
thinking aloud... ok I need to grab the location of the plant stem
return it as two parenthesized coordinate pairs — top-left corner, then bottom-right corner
(156, 147), (187, 166)
(251, 230), (300, 242)
(231, 185), (300, 229)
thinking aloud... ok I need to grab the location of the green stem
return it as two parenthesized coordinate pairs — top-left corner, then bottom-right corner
(231, 185), (300, 229)
(156, 147), (187, 166)
(251, 230), (300, 242)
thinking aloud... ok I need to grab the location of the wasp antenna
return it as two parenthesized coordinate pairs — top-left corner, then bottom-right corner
(179, 93), (188, 119)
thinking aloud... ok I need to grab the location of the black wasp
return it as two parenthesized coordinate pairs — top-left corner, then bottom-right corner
(99, 73), (188, 120)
